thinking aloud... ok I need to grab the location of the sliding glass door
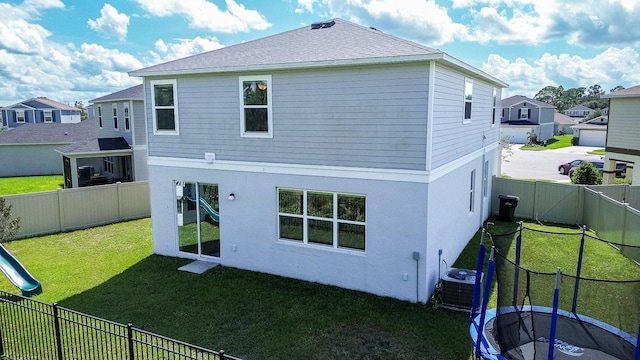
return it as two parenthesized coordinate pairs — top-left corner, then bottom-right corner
(176, 181), (220, 258)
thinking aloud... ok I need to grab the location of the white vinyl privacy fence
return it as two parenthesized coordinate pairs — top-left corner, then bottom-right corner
(4, 181), (150, 239)
(492, 178), (640, 261)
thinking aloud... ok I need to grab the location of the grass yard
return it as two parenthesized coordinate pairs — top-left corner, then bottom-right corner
(0, 218), (638, 359)
(0, 175), (64, 195)
(520, 134), (573, 150)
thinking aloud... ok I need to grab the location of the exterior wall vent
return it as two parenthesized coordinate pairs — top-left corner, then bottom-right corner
(310, 20), (335, 29)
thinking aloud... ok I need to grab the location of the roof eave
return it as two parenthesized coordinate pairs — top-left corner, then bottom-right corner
(129, 54), (446, 77)
(55, 149), (133, 156)
(440, 53), (508, 88)
(90, 98), (143, 104)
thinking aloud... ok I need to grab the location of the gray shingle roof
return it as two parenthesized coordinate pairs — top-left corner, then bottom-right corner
(129, 18), (507, 87)
(602, 84), (640, 98)
(56, 137), (131, 155)
(0, 119), (95, 145)
(565, 105), (592, 111)
(554, 113), (577, 125)
(501, 95), (555, 109)
(90, 84), (144, 103)
(2, 97), (78, 111)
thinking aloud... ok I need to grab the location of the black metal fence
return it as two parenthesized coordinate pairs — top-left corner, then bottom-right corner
(0, 290), (242, 360)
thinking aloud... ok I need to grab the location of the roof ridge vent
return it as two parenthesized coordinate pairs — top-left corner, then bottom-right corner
(310, 20), (335, 29)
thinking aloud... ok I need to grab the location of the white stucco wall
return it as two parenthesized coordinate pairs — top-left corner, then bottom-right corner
(149, 160), (430, 302)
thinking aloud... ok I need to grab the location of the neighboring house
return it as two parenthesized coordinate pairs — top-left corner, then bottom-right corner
(499, 95), (555, 143)
(571, 115), (608, 147)
(602, 107), (609, 116)
(601, 85), (640, 184)
(564, 105), (595, 120)
(129, 18), (507, 303)
(554, 112), (577, 135)
(1, 97), (81, 130)
(0, 119), (95, 177)
(55, 84), (148, 188)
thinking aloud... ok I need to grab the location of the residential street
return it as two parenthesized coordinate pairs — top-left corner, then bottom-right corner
(500, 145), (603, 182)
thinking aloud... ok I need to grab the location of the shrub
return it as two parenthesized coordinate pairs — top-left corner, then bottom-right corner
(0, 198), (20, 243)
(571, 137), (580, 145)
(571, 163), (602, 185)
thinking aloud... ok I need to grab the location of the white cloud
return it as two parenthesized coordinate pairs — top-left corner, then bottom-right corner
(87, 4), (130, 41)
(482, 47), (640, 97)
(133, 0), (271, 33)
(322, 0), (470, 45)
(74, 43), (144, 72)
(150, 36), (225, 62)
(295, 0), (317, 13)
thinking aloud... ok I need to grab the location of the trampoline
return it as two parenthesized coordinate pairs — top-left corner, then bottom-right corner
(468, 225), (640, 360)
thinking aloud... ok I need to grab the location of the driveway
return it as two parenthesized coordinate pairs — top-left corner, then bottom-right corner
(500, 145), (603, 182)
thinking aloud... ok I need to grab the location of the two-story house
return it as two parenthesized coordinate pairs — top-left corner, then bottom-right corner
(500, 95), (555, 143)
(129, 18), (507, 303)
(1, 97), (81, 129)
(601, 85), (640, 184)
(55, 85), (148, 188)
(564, 105), (595, 120)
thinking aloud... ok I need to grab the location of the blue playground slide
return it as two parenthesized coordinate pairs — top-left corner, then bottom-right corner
(0, 243), (42, 297)
(198, 198), (219, 222)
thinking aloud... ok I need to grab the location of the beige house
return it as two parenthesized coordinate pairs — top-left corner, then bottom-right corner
(601, 85), (640, 184)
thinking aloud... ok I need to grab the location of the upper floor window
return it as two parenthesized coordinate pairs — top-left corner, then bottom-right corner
(463, 78), (473, 123)
(97, 105), (103, 128)
(44, 111), (53, 123)
(239, 75), (272, 138)
(112, 104), (118, 130)
(151, 79), (179, 135)
(123, 103), (130, 131)
(278, 188), (366, 251)
(16, 110), (25, 123)
(492, 88), (497, 125)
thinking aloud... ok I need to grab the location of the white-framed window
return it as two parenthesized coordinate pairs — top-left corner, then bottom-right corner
(44, 111), (53, 123)
(492, 88), (497, 125)
(97, 105), (103, 128)
(151, 79), (179, 135)
(104, 157), (114, 174)
(519, 108), (530, 119)
(278, 188), (366, 251)
(463, 78), (473, 123)
(112, 103), (118, 130)
(483, 161), (489, 197)
(239, 75), (272, 138)
(16, 110), (25, 123)
(123, 103), (130, 131)
(469, 169), (476, 213)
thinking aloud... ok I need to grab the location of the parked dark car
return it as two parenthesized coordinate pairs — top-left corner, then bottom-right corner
(558, 159), (587, 175)
(568, 161), (604, 177)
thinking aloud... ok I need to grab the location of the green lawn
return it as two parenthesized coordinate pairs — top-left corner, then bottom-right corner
(0, 175), (64, 195)
(1, 218), (638, 359)
(520, 134), (573, 150)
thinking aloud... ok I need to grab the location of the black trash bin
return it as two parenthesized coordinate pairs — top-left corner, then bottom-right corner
(498, 195), (519, 221)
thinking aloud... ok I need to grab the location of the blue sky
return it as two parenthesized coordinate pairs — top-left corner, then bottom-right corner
(1, 0), (639, 106)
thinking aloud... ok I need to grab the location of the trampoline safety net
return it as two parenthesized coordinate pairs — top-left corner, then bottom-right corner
(492, 244), (640, 360)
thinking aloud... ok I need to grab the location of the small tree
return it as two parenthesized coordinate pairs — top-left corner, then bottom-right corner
(571, 163), (602, 185)
(526, 132), (538, 146)
(0, 198), (20, 243)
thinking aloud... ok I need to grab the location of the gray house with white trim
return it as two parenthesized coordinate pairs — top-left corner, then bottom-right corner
(130, 18), (507, 303)
(56, 84), (148, 188)
(1, 97), (81, 130)
(500, 95), (555, 143)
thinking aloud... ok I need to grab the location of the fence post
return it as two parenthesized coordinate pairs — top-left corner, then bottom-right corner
(52, 304), (64, 360)
(0, 324), (4, 356)
(117, 182), (123, 222)
(57, 189), (64, 233)
(219, 350), (225, 360)
(127, 323), (135, 360)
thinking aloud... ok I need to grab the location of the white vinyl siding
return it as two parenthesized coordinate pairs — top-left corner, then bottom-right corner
(151, 79), (179, 135)
(606, 98), (640, 150)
